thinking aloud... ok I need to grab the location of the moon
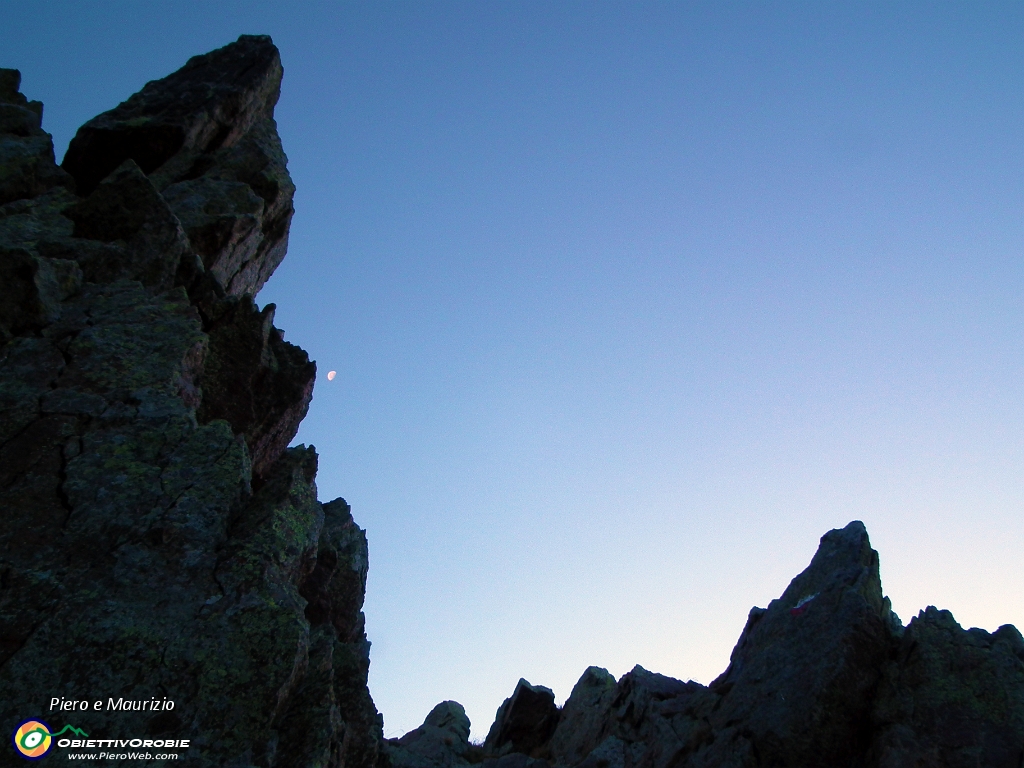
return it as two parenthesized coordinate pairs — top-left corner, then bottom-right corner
(327, 370), (336, 381)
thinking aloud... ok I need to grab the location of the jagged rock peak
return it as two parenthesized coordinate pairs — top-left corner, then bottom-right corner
(1, 34), (311, 476)
(484, 679), (561, 757)
(62, 34), (295, 297)
(0, 68), (75, 205)
(1, 38), (381, 767)
(63, 34), (281, 194)
(391, 521), (1024, 768)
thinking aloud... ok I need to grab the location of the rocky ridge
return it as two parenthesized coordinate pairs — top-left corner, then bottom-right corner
(2, 35), (1022, 768)
(0, 36), (378, 767)
(392, 522), (1024, 768)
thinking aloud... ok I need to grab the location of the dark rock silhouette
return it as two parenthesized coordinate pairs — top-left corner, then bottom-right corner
(483, 680), (560, 758)
(867, 607), (1024, 767)
(3, 33), (1022, 768)
(0, 69), (74, 206)
(1, 36), (379, 768)
(388, 702), (473, 768)
(62, 34), (294, 298)
(389, 522), (1024, 768)
(694, 520), (892, 766)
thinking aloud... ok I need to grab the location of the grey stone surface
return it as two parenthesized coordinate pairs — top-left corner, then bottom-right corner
(393, 522), (1023, 768)
(385, 702), (474, 768)
(61, 35), (293, 298)
(0, 36), (382, 768)
(547, 667), (616, 767)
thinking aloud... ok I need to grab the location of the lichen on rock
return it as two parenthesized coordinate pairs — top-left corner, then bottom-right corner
(4, 30), (1023, 768)
(1, 35), (381, 768)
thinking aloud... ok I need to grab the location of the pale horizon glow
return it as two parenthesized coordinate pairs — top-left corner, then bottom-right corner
(4, 1), (1023, 740)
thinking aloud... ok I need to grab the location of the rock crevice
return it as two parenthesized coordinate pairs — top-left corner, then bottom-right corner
(1, 35), (379, 768)
(3, 34), (1022, 768)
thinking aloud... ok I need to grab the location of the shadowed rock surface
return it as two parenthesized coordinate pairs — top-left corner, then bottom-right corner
(0, 69), (74, 206)
(62, 34), (294, 298)
(4, 32), (1023, 768)
(483, 680), (561, 758)
(387, 702), (473, 768)
(867, 608), (1024, 767)
(390, 522), (1024, 768)
(0, 37), (380, 768)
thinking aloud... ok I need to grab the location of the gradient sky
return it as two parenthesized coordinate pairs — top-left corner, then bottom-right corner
(4, 1), (1024, 740)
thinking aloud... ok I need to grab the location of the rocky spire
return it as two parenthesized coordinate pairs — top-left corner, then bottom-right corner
(388, 521), (1024, 768)
(63, 34), (295, 298)
(1, 36), (381, 768)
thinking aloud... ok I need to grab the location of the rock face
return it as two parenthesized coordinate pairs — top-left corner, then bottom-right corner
(483, 680), (560, 758)
(0, 36), (381, 767)
(868, 608), (1024, 767)
(0, 69), (74, 206)
(4, 32), (1023, 768)
(387, 702), (473, 768)
(389, 522), (1024, 768)
(62, 33), (295, 298)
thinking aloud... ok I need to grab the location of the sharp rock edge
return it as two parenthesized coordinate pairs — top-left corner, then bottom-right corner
(3, 37), (1023, 768)
(0, 36), (379, 768)
(390, 529), (1024, 768)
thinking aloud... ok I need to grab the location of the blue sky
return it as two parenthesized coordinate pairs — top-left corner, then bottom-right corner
(5, 1), (1024, 739)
